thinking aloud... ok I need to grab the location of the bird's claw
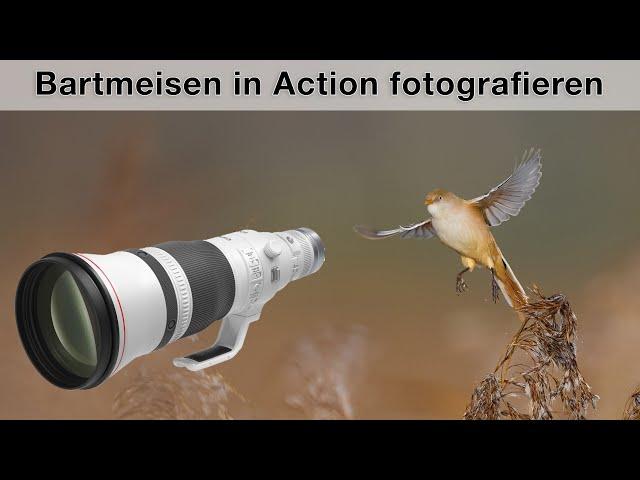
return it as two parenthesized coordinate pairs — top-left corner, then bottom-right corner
(456, 276), (468, 294)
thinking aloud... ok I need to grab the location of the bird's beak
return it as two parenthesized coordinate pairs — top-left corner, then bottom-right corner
(424, 195), (433, 205)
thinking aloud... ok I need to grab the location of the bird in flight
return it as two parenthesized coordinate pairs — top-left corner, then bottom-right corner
(354, 148), (542, 308)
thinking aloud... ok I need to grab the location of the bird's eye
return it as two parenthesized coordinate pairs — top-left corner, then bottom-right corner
(438, 196), (443, 201)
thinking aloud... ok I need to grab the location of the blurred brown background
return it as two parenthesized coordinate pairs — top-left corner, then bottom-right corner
(1, 112), (639, 419)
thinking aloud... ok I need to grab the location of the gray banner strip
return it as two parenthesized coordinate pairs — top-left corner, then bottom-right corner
(0, 60), (636, 110)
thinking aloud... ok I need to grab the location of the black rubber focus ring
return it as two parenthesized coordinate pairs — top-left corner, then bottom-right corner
(154, 240), (235, 339)
(126, 249), (178, 350)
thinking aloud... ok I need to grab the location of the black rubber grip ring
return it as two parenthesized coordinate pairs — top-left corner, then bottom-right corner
(154, 240), (235, 339)
(126, 249), (178, 350)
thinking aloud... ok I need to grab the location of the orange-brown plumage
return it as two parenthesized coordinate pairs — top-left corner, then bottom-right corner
(355, 148), (542, 310)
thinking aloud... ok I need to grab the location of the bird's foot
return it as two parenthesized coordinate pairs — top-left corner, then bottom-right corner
(491, 270), (500, 303)
(456, 275), (468, 294)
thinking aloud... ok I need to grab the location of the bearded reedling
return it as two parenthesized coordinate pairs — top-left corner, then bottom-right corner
(355, 149), (542, 308)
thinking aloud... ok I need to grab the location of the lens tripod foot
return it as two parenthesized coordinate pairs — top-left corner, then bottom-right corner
(173, 312), (261, 371)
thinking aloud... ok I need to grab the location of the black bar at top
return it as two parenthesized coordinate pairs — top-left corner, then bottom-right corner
(1, 29), (638, 60)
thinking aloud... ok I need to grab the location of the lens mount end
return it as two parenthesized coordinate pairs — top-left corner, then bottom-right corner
(295, 227), (326, 275)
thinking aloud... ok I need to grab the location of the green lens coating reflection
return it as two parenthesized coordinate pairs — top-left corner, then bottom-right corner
(50, 270), (97, 367)
(35, 264), (99, 379)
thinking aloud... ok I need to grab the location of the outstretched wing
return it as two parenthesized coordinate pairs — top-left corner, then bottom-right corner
(354, 219), (435, 240)
(470, 148), (542, 227)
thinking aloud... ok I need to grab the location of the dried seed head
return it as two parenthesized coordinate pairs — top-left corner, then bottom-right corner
(623, 386), (640, 420)
(464, 286), (598, 420)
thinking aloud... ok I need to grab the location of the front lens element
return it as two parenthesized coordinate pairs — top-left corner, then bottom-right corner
(16, 254), (118, 389)
(50, 270), (97, 369)
(36, 265), (97, 378)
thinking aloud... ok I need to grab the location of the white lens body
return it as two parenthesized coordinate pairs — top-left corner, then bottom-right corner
(208, 229), (320, 318)
(74, 228), (324, 376)
(74, 252), (167, 375)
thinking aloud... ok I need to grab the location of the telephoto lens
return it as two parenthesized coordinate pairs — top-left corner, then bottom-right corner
(15, 228), (325, 390)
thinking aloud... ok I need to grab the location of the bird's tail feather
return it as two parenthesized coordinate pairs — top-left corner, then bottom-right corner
(493, 247), (527, 308)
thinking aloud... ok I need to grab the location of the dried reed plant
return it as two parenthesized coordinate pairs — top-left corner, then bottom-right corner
(285, 325), (367, 419)
(623, 386), (640, 420)
(113, 368), (247, 420)
(464, 286), (598, 420)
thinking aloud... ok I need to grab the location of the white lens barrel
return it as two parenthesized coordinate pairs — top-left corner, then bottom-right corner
(281, 228), (326, 279)
(68, 227), (325, 379)
(75, 251), (168, 375)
